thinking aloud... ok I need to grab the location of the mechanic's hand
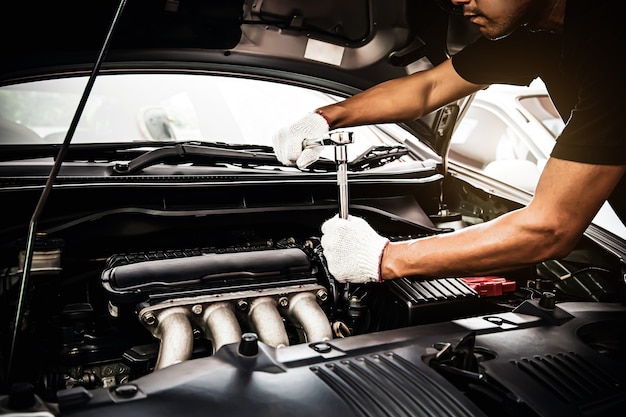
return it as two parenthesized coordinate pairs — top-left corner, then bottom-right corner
(321, 215), (390, 283)
(272, 112), (329, 169)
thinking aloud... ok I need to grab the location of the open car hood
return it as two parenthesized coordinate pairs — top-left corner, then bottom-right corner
(0, 0), (479, 156)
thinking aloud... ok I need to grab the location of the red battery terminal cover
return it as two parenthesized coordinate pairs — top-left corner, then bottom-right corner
(460, 276), (516, 297)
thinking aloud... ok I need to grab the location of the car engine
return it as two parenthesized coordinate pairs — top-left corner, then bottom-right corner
(1, 171), (625, 417)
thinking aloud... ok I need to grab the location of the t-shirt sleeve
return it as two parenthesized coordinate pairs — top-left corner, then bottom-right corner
(551, 76), (625, 164)
(451, 31), (547, 86)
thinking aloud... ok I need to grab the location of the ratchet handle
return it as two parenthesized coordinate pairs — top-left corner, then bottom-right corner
(336, 146), (349, 219)
(301, 131), (353, 220)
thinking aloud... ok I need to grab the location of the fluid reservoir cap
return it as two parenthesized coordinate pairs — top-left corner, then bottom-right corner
(539, 291), (556, 309)
(239, 333), (259, 357)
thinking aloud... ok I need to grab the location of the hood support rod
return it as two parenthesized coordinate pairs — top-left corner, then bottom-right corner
(6, 0), (129, 386)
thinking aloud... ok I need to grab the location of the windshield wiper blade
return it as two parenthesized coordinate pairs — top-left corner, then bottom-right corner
(303, 145), (409, 172)
(348, 145), (408, 171)
(112, 142), (279, 174)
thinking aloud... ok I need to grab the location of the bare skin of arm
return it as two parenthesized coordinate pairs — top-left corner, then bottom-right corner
(316, 59), (485, 129)
(381, 158), (626, 279)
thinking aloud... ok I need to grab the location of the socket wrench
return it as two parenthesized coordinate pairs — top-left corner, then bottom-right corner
(303, 131), (353, 219)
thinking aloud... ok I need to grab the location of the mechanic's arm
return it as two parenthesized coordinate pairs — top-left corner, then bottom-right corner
(316, 59), (484, 129)
(273, 59), (483, 168)
(381, 158), (626, 279)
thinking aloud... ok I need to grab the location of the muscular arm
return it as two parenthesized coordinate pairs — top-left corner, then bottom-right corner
(317, 59), (485, 129)
(381, 158), (626, 279)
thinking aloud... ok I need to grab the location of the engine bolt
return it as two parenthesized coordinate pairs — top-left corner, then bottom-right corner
(316, 289), (328, 303)
(236, 299), (249, 311)
(278, 297), (289, 308)
(142, 312), (157, 326)
(191, 304), (203, 315)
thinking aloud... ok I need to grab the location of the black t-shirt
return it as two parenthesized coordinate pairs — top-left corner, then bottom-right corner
(451, 0), (626, 224)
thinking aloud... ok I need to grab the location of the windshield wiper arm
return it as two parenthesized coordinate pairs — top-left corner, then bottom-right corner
(112, 142), (279, 174)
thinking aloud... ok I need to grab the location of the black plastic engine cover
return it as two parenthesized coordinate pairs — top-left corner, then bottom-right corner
(57, 302), (626, 417)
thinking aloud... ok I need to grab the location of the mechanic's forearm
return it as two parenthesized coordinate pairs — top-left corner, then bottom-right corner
(316, 59), (483, 130)
(379, 159), (625, 280)
(316, 77), (429, 130)
(380, 209), (573, 279)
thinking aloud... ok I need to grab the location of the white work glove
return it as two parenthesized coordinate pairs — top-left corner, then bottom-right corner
(272, 112), (329, 169)
(321, 215), (390, 284)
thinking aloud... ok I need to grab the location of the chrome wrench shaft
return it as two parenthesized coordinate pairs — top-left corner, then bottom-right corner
(335, 144), (349, 219)
(303, 131), (353, 219)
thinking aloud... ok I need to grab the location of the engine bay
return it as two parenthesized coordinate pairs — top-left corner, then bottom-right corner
(1, 173), (625, 417)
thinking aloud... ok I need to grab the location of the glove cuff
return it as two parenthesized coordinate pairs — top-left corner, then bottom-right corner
(377, 240), (390, 283)
(314, 109), (331, 128)
(356, 233), (388, 283)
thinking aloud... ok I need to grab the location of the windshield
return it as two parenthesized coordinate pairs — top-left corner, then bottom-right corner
(0, 74), (417, 163)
